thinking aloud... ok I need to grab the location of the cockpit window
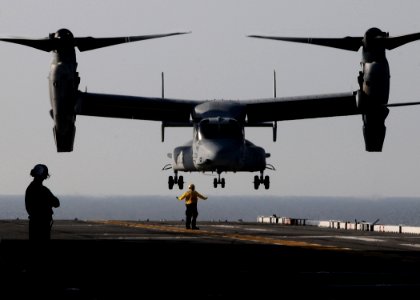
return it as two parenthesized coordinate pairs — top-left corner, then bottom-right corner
(198, 119), (243, 140)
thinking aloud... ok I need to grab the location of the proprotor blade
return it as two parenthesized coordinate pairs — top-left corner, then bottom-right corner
(0, 37), (54, 52)
(75, 31), (191, 52)
(383, 32), (420, 50)
(248, 35), (363, 51)
(0, 30), (191, 52)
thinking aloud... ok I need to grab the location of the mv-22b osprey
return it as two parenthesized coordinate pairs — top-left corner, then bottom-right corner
(1, 27), (420, 190)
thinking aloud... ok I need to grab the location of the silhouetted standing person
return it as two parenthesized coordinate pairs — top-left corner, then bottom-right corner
(177, 183), (208, 229)
(25, 164), (60, 241)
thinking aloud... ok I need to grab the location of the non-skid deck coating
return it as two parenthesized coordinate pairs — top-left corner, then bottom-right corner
(1, 219), (420, 299)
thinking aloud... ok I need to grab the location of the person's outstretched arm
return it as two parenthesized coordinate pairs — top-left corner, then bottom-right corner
(197, 192), (208, 200)
(177, 192), (188, 201)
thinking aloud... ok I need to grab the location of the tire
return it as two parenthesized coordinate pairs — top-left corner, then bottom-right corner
(254, 175), (260, 190)
(168, 176), (174, 190)
(264, 176), (270, 190)
(178, 176), (184, 190)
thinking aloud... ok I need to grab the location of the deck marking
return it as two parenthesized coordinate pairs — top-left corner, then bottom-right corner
(93, 220), (349, 251)
(400, 243), (420, 248)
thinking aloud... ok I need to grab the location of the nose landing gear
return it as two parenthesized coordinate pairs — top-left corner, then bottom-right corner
(168, 171), (184, 190)
(213, 172), (226, 188)
(253, 171), (270, 190)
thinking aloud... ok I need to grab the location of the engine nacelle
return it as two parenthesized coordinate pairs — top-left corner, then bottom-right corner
(49, 59), (79, 152)
(356, 85), (390, 152)
(50, 89), (77, 152)
(362, 108), (389, 152)
(53, 122), (76, 152)
(50, 108), (76, 152)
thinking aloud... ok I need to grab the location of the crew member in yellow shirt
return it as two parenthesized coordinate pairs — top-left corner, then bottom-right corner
(177, 183), (208, 229)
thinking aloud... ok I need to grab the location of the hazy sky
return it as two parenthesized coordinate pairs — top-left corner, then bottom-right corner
(0, 0), (420, 197)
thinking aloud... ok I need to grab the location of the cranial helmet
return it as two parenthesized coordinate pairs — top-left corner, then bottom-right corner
(30, 164), (49, 179)
(188, 183), (195, 190)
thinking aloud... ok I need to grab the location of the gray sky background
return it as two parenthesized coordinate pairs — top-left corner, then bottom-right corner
(0, 0), (420, 197)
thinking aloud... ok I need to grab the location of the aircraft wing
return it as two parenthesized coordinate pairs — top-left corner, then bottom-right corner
(243, 92), (360, 123)
(76, 91), (199, 123)
(76, 90), (420, 124)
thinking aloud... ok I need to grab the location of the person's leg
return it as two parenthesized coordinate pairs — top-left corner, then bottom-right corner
(185, 205), (192, 229)
(191, 204), (199, 229)
(29, 219), (45, 240)
(40, 220), (51, 240)
(28, 219), (35, 240)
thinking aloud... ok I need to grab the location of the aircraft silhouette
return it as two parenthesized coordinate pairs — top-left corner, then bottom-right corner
(1, 28), (420, 190)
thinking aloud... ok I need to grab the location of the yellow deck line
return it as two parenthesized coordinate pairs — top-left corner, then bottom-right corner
(93, 220), (349, 251)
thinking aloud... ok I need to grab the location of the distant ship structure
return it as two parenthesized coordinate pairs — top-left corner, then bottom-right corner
(258, 215), (420, 234)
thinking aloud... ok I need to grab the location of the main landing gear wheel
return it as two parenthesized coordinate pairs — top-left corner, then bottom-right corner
(213, 173), (226, 188)
(253, 173), (270, 190)
(168, 172), (184, 190)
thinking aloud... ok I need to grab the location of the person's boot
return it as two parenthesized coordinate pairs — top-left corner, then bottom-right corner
(186, 216), (191, 229)
(192, 220), (199, 230)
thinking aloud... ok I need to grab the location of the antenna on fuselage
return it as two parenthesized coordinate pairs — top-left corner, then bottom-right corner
(273, 69), (277, 98)
(273, 70), (277, 142)
(161, 71), (165, 99)
(161, 71), (165, 142)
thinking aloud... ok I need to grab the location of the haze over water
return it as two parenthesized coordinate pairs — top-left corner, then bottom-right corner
(1, 195), (420, 226)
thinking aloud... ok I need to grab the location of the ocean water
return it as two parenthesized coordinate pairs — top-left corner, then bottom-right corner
(2, 195), (420, 226)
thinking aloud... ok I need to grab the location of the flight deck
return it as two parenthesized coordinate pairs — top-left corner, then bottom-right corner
(1, 219), (420, 299)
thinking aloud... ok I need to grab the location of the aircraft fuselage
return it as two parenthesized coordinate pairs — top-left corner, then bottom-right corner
(171, 109), (269, 173)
